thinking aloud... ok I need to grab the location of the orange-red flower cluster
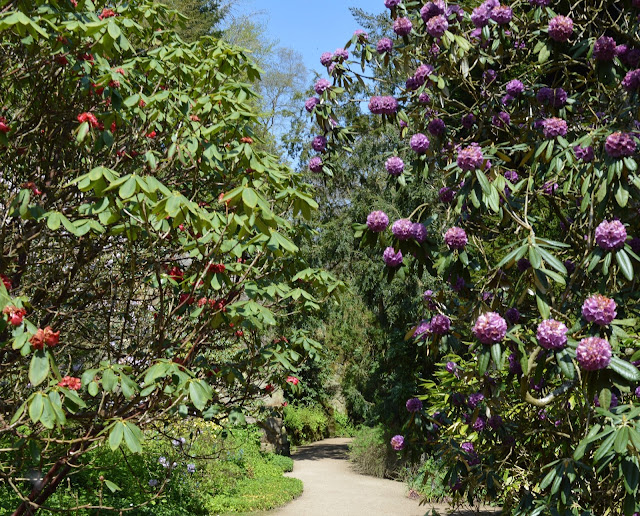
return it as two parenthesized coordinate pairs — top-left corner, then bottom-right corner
(58, 376), (81, 390)
(29, 327), (60, 350)
(3, 306), (26, 326)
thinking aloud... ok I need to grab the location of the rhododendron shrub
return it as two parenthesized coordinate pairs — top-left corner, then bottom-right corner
(0, 1), (342, 513)
(308, 0), (640, 513)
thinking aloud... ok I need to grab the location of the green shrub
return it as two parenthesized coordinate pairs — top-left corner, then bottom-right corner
(404, 457), (447, 502)
(268, 453), (294, 473)
(333, 411), (357, 437)
(283, 404), (329, 445)
(348, 425), (405, 479)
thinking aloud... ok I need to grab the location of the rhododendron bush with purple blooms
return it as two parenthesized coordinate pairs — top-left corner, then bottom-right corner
(0, 1), (343, 513)
(307, 0), (640, 513)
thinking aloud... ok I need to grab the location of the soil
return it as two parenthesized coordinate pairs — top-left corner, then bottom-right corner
(266, 438), (502, 516)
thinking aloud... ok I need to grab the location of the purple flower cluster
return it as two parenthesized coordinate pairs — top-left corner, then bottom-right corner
(439, 186), (456, 203)
(548, 15), (573, 42)
(582, 294), (617, 326)
(320, 52), (333, 66)
(390, 434), (405, 450)
(537, 87), (567, 107)
(305, 97), (320, 112)
(457, 143), (484, 170)
(472, 312), (507, 344)
(529, 0), (550, 5)
(314, 79), (331, 94)
(385, 156), (405, 176)
(414, 319), (432, 339)
(369, 96), (399, 115)
(333, 48), (349, 62)
(406, 397), (423, 412)
(517, 257), (531, 271)
(392, 218), (414, 240)
(420, 0), (445, 22)
(354, 29), (368, 41)
(574, 145), (594, 162)
(542, 117), (568, 139)
(491, 5), (513, 25)
(536, 319), (568, 349)
(461, 442), (479, 465)
(505, 307), (520, 324)
(622, 69), (640, 92)
(468, 392), (485, 408)
(308, 156), (323, 173)
(366, 210), (389, 232)
(508, 352), (522, 374)
(504, 170), (519, 182)
(376, 37), (393, 54)
(384, 0), (401, 7)
(446, 361), (457, 373)
(430, 314), (451, 335)
(594, 36), (617, 61)
(383, 247), (403, 267)
(428, 118), (446, 136)
(393, 17), (413, 36)
(605, 132), (636, 157)
(576, 337), (612, 371)
(506, 79), (524, 96)
(595, 219), (627, 250)
(426, 15), (448, 38)
(419, 92), (431, 103)
(462, 113), (476, 129)
(312, 135), (327, 152)
(410, 133), (430, 153)
(471, 0), (500, 28)
(444, 226), (468, 250)
(412, 223), (428, 243)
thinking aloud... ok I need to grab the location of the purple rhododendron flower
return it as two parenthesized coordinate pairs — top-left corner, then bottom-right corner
(333, 48), (349, 62)
(468, 392), (485, 408)
(505, 307), (520, 324)
(446, 361), (457, 373)
(385, 156), (405, 176)
(472, 312), (507, 344)
(308, 156), (323, 173)
(410, 133), (430, 153)
(536, 319), (568, 349)
(428, 118), (446, 136)
(439, 186), (456, 203)
(542, 181), (559, 195)
(622, 69), (640, 92)
(412, 223), (428, 243)
(444, 226), (468, 250)
(471, 5), (491, 27)
(377, 37), (393, 53)
(462, 113), (476, 129)
(369, 96), (399, 115)
(488, 414), (503, 430)
(419, 92), (431, 103)
(605, 132), (636, 157)
(594, 36), (617, 61)
(508, 353), (522, 374)
(393, 17), (413, 36)
(595, 219), (627, 250)
(383, 247), (403, 267)
(426, 15), (448, 38)
(406, 397), (423, 412)
(305, 97), (319, 112)
(504, 170), (519, 182)
(473, 416), (486, 432)
(430, 314), (451, 335)
(367, 211), (389, 232)
(457, 143), (484, 170)
(320, 52), (333, 66)
(354, 29), (368, 41)
(506, 79), (524, 96)
(517, 257), (531, 271)
(420, 0), (445, 22)
(574, 145), (594, 162)
(537, 87), (567, 107)
(542, 117), (568, 139)
(548, 15), (573, 42)
(312, 135), (327, 152)
(384, 0), (402, 7)
(390, 434), (405, 450)
(582, 294), (617, 326)
(314, 79), (331, 94)
(576, 337), (612, 371)
(392, 218), (414, 240)
(414, 319), (432, 339)
(491, 5), (512, 25)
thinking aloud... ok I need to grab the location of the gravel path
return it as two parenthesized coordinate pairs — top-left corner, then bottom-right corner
(268, 438), (501, 516)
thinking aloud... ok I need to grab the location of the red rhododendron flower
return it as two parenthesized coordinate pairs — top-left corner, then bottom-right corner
(146, 130), (157, 139)
(30, 326), (60, 350)
(168, 266), (183, 282)
(1, 274), (11, 290)
(22, 182), (42, 195)
(286, 376), (299, 385)
(54, 54), (69, 66)
(113, 67), (126, 75)
(58, 376), (81, 390)
(264, 384), (275, 393)
(190, 114), (200, 121)
(241, 137), (254, 144)
(139, 99), (146, 107)
(78, 53), (94, 63)
(110, 121), (117, 133)
(3, 306), (26, 326)
(0, 117), (10, 133)
(178, 293), (195, 305)
(98, 8), (117, 19)
(235, 330), (244, 337)
(77, 112), (100, 128)
(109, 80), (120, 89)
(207, 263), (226, 274)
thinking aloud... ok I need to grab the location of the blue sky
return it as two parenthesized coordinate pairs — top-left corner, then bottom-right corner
(233, 0), (383, 75)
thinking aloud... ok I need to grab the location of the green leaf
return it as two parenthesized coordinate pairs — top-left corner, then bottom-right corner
(537, 247), (567, 275)
(123, 422), (143, 454)
(477, 346), (491, 375)
(594, 431), (617, 462)
(490, 343), (502, 369)
(242, 188), (258, 208)
(609, 356), (640, 382)
(104, 479), (121, 493)
(616, 249), (634, 281)
(556, 349), (575, 380)
(28, 393), (44, 423)
(102, 369), (118, 392)
(528, 246), (542, 269)
(109, 422), (124, 451)
(614, 427), (630, 455)
(29, 350), (50, 387)
(119, 176), (137, 199)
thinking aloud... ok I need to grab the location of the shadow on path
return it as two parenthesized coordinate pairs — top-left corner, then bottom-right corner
(291, 440), (349, 461)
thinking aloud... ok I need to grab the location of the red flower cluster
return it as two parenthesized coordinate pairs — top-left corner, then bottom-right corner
(58, 376), (81, 390)
(178, 293), (195, 306)
(146, 130), (157, 139)
(168, 266), (183, 282)
(264, 384), (275, 393)
(54, 54), (69, 66)
(109, 80), (120, 89)
(98, 8), (117, 19)
(240, 137), (254, 144)
(235, 330), (244, 337)
(30, 327), (60, 350)
(0, 117), (10, 133)
(195, 297), (227, 312)
(77, 112), (100, 128)
(273, 336), (289, 344)
(190, 114), (200, 121)
(207, 263), (226, 274)
(3, 306), (26, 326)
(77, 53), (94, 64)
(1, 274), (12, 290)
(286, 376), (299, 385)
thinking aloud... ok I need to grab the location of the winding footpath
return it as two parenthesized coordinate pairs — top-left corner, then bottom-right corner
(269, 438), (501, 516)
